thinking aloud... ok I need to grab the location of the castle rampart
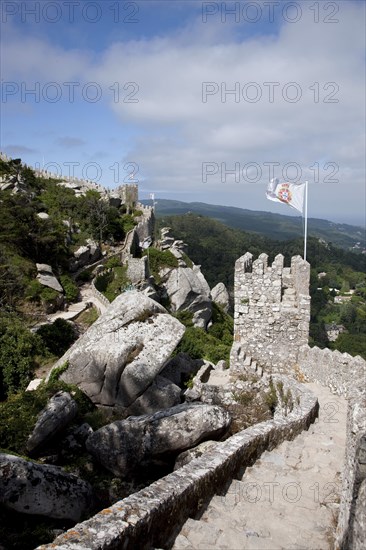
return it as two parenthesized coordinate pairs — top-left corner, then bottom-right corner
(231, 252), (310, 372)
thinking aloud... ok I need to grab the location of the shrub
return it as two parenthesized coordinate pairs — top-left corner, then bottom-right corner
(99, 266), (130, 302)
(36, 319), (77, 357)
(143, 248), (178, 282)
(60, 274), (79, 302)
(105, 256), (122, 269)
(0, 314), (42, 398)
(40, 286), (60, 305)
(174, 325), (231, 364)
(25, 279), (44, 301)
(77, 269), (93, 282)
(265, 377), (278, 415)
(0, 379), (94, 454)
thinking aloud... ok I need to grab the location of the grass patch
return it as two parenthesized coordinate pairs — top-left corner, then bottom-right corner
(76, 306), (99, 327)
(102, 266), (130, 302)
(143, 248), (178, 283)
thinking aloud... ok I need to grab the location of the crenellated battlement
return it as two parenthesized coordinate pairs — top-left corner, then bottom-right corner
(231, 252), (311, 372)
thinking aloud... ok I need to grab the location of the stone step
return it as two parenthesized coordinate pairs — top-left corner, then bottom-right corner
(172, 518), (222, 549)
(243, 355), (252, 367)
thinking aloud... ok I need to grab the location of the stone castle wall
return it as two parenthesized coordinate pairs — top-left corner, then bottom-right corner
(0, 152), (139, 204)
(231, 251), (366, 549)
(231, 252), (310, 372)
(135, 203), (155, 245)
(298, 345), (366, 550)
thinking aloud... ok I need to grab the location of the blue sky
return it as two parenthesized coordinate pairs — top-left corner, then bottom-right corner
(1, 0), (365, 225)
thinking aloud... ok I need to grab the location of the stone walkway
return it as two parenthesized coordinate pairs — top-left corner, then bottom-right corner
(172, 383), (347, 550)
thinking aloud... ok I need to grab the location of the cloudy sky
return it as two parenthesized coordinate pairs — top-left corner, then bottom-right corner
(1, 0), (365, 225)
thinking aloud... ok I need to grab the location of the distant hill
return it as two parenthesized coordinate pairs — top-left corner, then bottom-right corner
(141, 199), (365, 251)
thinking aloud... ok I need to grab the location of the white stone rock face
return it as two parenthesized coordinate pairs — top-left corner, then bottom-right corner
(211, 282), (230, 312)
(0, 453), (93, 521)
(36, 263), (63, 293)
(86, 403), (231, 476)
(26, 391), (78, 453)
(49, 291), (185, 409)
(161, 266), (212, 329)
(126, 375), (181, 416)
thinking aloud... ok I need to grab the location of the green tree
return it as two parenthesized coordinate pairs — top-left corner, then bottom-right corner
(0, 314), (42, 399)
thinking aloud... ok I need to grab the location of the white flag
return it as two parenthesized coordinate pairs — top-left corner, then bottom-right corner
(149, 193), (155, 201)
(266, 179), (305, 213)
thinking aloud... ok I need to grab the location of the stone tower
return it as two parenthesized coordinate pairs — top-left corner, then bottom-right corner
(230, 252), (310, 373)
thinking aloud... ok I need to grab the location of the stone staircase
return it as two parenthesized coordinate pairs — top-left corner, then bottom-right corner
(172, 382), (347, 550)
(233, 350), (263, 379)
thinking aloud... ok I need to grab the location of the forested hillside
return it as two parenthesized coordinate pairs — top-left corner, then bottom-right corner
(158, 214), (366, 358)
(145, 199), (365, 251)
(0, 157), (139, 400)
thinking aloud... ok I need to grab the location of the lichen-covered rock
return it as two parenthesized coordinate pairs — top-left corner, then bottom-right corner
(36, 263), (63, 293)
(70, 239), (102, 271)
(0, 453), (93, 521)
(48, 291), (185, 408)
(126, 375), (181, 416)
(160, 266), (212, 329)
(211, 282), (230, 312)
(174, 440), (220, 470)
(86, 403), (231, 476)
(27, 391), (78, 454)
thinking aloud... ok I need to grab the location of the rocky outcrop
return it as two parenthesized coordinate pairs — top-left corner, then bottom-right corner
(211, 282), (230, 312)
(36, 263), (63, 293)
(86, 403), (231, 476)
(49, 291), (185, 409)
(125, 375), (181, 416)
(27, 391), (78, 454)
(70, 239), (102, 272)
(0, 453), (93, 521)
(160, 353), (205, 387)
(160, 266), (212, 329)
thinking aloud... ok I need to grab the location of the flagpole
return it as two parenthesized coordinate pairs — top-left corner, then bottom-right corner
(304, 181), (308, 262)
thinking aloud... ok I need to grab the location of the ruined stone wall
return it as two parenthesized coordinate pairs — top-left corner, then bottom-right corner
(298, 345), (366, 550)
(115, 183), (138, 205)
(135, 203), (155, 244)
(127, 257), (150, 284)
(231, 252), (310, 372)
(298, 345), (365, 399)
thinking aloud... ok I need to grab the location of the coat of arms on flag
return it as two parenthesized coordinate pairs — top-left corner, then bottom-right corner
(277, 183), (292, 204)
(266, 179), (305, 213)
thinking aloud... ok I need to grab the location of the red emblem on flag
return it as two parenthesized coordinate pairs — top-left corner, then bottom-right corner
(278, 183), (292, 204)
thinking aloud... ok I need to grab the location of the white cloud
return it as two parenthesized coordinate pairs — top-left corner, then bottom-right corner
(2, 1), (365, 223)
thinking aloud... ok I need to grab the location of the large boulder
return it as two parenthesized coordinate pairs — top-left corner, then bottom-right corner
(86, 403), (231, 476)
(211, 282), (230, 312)
(70, 239), (102, 271)
(48, 291), (185, 409)
(125, 375), (181, 416)
(26, 391), (78, 454)
(160, 266), (212, 329)
(36, 263), (63, 293)
(0, 453), (93, 521)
